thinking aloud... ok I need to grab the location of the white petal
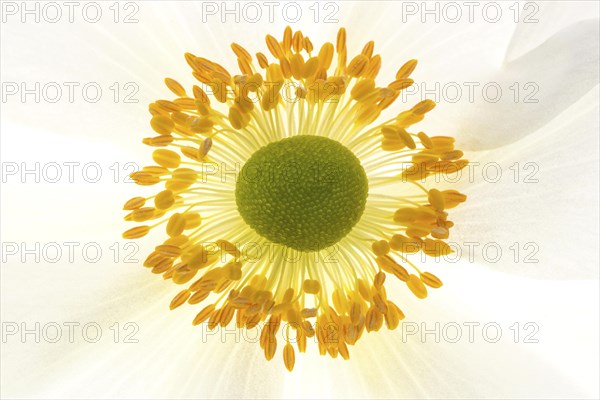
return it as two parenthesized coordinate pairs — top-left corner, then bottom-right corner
(428, 18), (599, 150)
(451, 89), (599, 279)
(506, 1), (600, 62)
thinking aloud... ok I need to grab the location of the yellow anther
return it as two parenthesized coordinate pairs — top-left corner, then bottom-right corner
(224, 261), (243, 281)
(412, 99), (436, 115)
(374, 271), (386, 289)
(428, 189), (445, 211)
(166, 213), (186, 237)
(351, 79), (376, 101)
(361, 41), (375, 58)
(150, 115), (175, 135)
(388, 78), (414, 91)
(396, 59), (418, 79)
(143, 135), (174, 147)
(283, 342), (295, 371)
(154, 190), (174, 210)
(266, 34), (284, 59)
(317, 42), (334, 70)
(192, 304), (215, 325)
(170, 289), (191, 310)
(422, 238), (454, 257)
(371, 240), (390, 256)
(418, 131), (433, 148)
(336, 28), (346, 53)
(302, 279), (321, 294)
(365, 306), (383, 332)
(407, 274), (428, 299)
(441, 190), (467, 208)
(164, 78), (186, 96)
(183, 213), (202, 230)
(420, 272), (443, 288)
(155, 244), (181, 257)
(289, 53), (305, 80)
(302, 36), (314, 53)
(231, 43), (252, 62)
(283, 26), (292, 50)
(292, 31), (303, 53)
(122, 226), (150, 239)
(131, 207), (155, 222)
(123, 196), (146, 210)
(152, 149), (181, 169)
(347, 54), (369, 77)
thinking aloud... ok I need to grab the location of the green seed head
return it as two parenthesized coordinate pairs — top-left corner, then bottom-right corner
(236, 135), (368, 252)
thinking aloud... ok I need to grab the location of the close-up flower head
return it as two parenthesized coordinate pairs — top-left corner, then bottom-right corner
(122, 26), (468, 370)
(1, 1), (599, 399)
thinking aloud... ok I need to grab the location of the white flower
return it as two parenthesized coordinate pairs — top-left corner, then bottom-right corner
(1, 1), (598, 398)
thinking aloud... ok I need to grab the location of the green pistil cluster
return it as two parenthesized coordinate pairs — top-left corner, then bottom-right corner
(236, 135), (368, 252)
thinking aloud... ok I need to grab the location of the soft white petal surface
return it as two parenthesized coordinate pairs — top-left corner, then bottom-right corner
(452, 89), (599, 279)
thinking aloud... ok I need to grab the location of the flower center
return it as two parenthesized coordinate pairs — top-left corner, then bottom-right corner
(236, 135), (368, 252)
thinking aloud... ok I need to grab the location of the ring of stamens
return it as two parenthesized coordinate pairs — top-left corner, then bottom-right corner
(122, 26), (469, 372)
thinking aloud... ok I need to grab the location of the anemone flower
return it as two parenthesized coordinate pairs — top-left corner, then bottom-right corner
(1, 1), (598, 399)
